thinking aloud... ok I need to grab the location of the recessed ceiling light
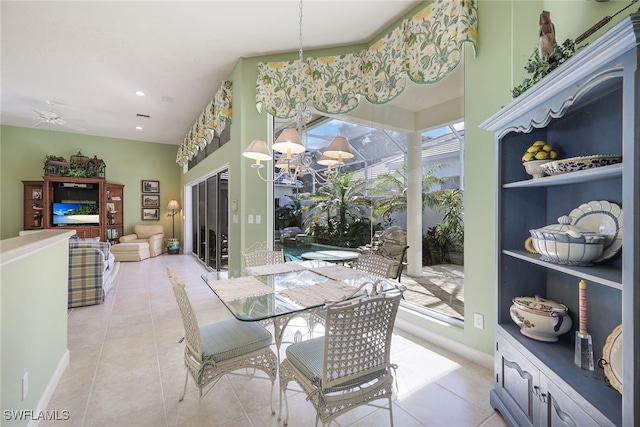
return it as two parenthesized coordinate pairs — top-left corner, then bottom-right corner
(136, 126), (143, 130)
(135, 91), (145, 97)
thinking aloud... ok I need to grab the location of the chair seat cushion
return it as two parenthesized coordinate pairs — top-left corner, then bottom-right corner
(286, 336), (386, 390)
(200, 318), (272, 362)
(286, 336), (324, 382)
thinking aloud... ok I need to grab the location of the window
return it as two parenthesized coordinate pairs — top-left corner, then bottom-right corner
(274, 117), (464, 322)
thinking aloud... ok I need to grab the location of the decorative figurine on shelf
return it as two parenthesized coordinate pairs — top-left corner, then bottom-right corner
(538, 10), (556, 61)
(86, 155), (106, 178)
(512, 1), (639, 98)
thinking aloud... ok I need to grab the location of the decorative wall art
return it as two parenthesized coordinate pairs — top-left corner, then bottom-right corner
(141, 180), (160, 193)
(142, 208), (159, 221)
(142, 194), (160, 207)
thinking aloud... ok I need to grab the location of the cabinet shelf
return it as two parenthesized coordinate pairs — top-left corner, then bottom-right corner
(503, 163), (622, 188)
(499, 324), (621, 426)
(503, 250), (622, 290)
(482, 13), (638, 426)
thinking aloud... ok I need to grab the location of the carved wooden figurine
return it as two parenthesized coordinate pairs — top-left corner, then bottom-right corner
(539, 10), (557, 60)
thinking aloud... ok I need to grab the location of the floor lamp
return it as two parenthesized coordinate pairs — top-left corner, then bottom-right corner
(167, 199), (181, 254)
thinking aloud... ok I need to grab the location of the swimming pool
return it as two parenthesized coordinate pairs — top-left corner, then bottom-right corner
(279, 243), (359, 261)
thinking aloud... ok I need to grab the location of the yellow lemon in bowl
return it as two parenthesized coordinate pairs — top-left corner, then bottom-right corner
(523, 140), (556, 163)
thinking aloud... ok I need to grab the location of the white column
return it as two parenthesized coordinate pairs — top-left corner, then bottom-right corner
(406, 131), (422, 277)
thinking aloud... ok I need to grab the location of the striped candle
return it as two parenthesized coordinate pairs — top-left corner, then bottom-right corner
(579, 280), (588, 335)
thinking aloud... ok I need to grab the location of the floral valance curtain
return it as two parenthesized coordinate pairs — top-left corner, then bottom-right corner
(176, 80), (232, 166)
(256, 0), (477, 119)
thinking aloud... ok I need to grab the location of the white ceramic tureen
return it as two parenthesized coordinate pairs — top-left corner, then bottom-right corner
(529, 216), (605, 266)
(510, 295), (572, 342)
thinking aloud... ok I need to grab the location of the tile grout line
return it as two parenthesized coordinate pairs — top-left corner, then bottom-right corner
(150, 260), (171, 427)
(77, 261), (123, 427)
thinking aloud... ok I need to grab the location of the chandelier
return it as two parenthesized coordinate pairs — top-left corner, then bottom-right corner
(242, 0), (354, 185)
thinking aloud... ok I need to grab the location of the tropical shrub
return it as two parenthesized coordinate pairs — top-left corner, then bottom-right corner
(303, 172), (373, 247)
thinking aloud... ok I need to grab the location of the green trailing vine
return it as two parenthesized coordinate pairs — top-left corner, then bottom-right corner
(512, 0), (639, 98)
(512, 39), (580, 98)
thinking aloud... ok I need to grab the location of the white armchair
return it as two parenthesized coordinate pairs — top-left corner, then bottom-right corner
(119, 224), (165, 257)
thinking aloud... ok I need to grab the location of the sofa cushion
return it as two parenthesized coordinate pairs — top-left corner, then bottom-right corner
(69, 240), (110, 261)
(70, 236), (101, 242)
(68, 247), (106, 308)
(133, 224), (164, 239)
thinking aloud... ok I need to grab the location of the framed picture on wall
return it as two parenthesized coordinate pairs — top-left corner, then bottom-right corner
(141, 180), (160, 193)
(142, 208), (159, 221)
(142, 194), (160, 207)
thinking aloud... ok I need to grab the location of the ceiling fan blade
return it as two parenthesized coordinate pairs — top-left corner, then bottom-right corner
(60, 122), (86, 132)
(34, 109), (60, 120)
(31, 101), (85, 131)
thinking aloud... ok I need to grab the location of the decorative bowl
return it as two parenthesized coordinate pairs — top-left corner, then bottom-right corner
(510, 295), (572, 342)
(540, 155), (622, 175)
(523, 160), (548, 179)
(529, 215), (605, 266)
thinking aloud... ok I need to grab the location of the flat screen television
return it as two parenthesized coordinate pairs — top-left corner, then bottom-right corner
(52, 202), (100, 226)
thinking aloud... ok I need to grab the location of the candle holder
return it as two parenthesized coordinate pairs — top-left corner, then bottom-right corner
(574, 279), (594, 370)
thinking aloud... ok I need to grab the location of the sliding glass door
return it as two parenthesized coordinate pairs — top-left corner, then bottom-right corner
(190, 168), (229, 270)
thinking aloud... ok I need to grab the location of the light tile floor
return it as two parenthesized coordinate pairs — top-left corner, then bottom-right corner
(43, 254), (506, 427)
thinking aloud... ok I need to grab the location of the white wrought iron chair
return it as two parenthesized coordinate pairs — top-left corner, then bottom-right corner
(279, 290), (403, 426)
(241, 242), (287, 268)
(354, 254), (396, 278)
(166, 267), (278, 410)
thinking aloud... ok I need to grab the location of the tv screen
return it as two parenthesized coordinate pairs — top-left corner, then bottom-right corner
(52, 202), (100, 225)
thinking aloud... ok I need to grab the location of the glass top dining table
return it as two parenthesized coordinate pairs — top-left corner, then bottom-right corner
(200, 260), (399, 322)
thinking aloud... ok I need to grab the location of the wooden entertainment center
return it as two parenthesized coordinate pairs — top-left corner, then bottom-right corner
(22, 176), (124, 244)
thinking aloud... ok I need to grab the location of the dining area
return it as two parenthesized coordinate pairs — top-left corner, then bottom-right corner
(171, 248), (407, 426)
(41, 253), (503, 427)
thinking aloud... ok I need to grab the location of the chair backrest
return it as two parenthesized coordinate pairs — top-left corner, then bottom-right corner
(322, 292), (402, 391)
(166, 267), (202, 361)
(134, 224), (165, 239)
(354, 254), (395, 278)
(241, 249), (285, 268)
(379, 245), (409, 279)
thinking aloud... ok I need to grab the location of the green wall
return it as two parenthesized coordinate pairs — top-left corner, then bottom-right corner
(1, 232), (71, 427)
(454, 0), (628, 354)
(0, 3), (630, 373)
(0, 126), (182, 241)
(183, 0), (630, 356)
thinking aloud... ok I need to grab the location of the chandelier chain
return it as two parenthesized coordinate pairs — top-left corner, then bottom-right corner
(296, 0), (305, 132)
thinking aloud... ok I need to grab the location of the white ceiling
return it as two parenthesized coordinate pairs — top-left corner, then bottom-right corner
(1, 0), (462, 146)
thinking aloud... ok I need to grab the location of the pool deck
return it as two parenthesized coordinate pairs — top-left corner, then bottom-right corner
(398, 264), (464, 321)
(284, 244), (464, 321)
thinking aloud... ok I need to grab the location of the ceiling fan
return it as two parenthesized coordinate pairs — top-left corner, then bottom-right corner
(33, 101), (85, 132)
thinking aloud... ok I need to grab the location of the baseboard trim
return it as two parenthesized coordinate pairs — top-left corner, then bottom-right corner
(395, 318), (493, 370)
(28, 349), (70, 427)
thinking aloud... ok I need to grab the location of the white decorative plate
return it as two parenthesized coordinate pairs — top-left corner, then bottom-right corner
(601, 324), (622, 394)
(568, 200), (622, 262)
(540, 155), (622, 175)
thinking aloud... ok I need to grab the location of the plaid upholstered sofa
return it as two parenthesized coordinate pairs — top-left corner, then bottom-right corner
(68, 238), (116, 308)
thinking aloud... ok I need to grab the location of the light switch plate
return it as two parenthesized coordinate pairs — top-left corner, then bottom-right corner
(474, 313), (484, 330)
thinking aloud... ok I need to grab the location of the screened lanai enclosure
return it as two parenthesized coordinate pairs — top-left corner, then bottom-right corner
(186, 115), (465, 322)
(272, 116), (465, 322)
